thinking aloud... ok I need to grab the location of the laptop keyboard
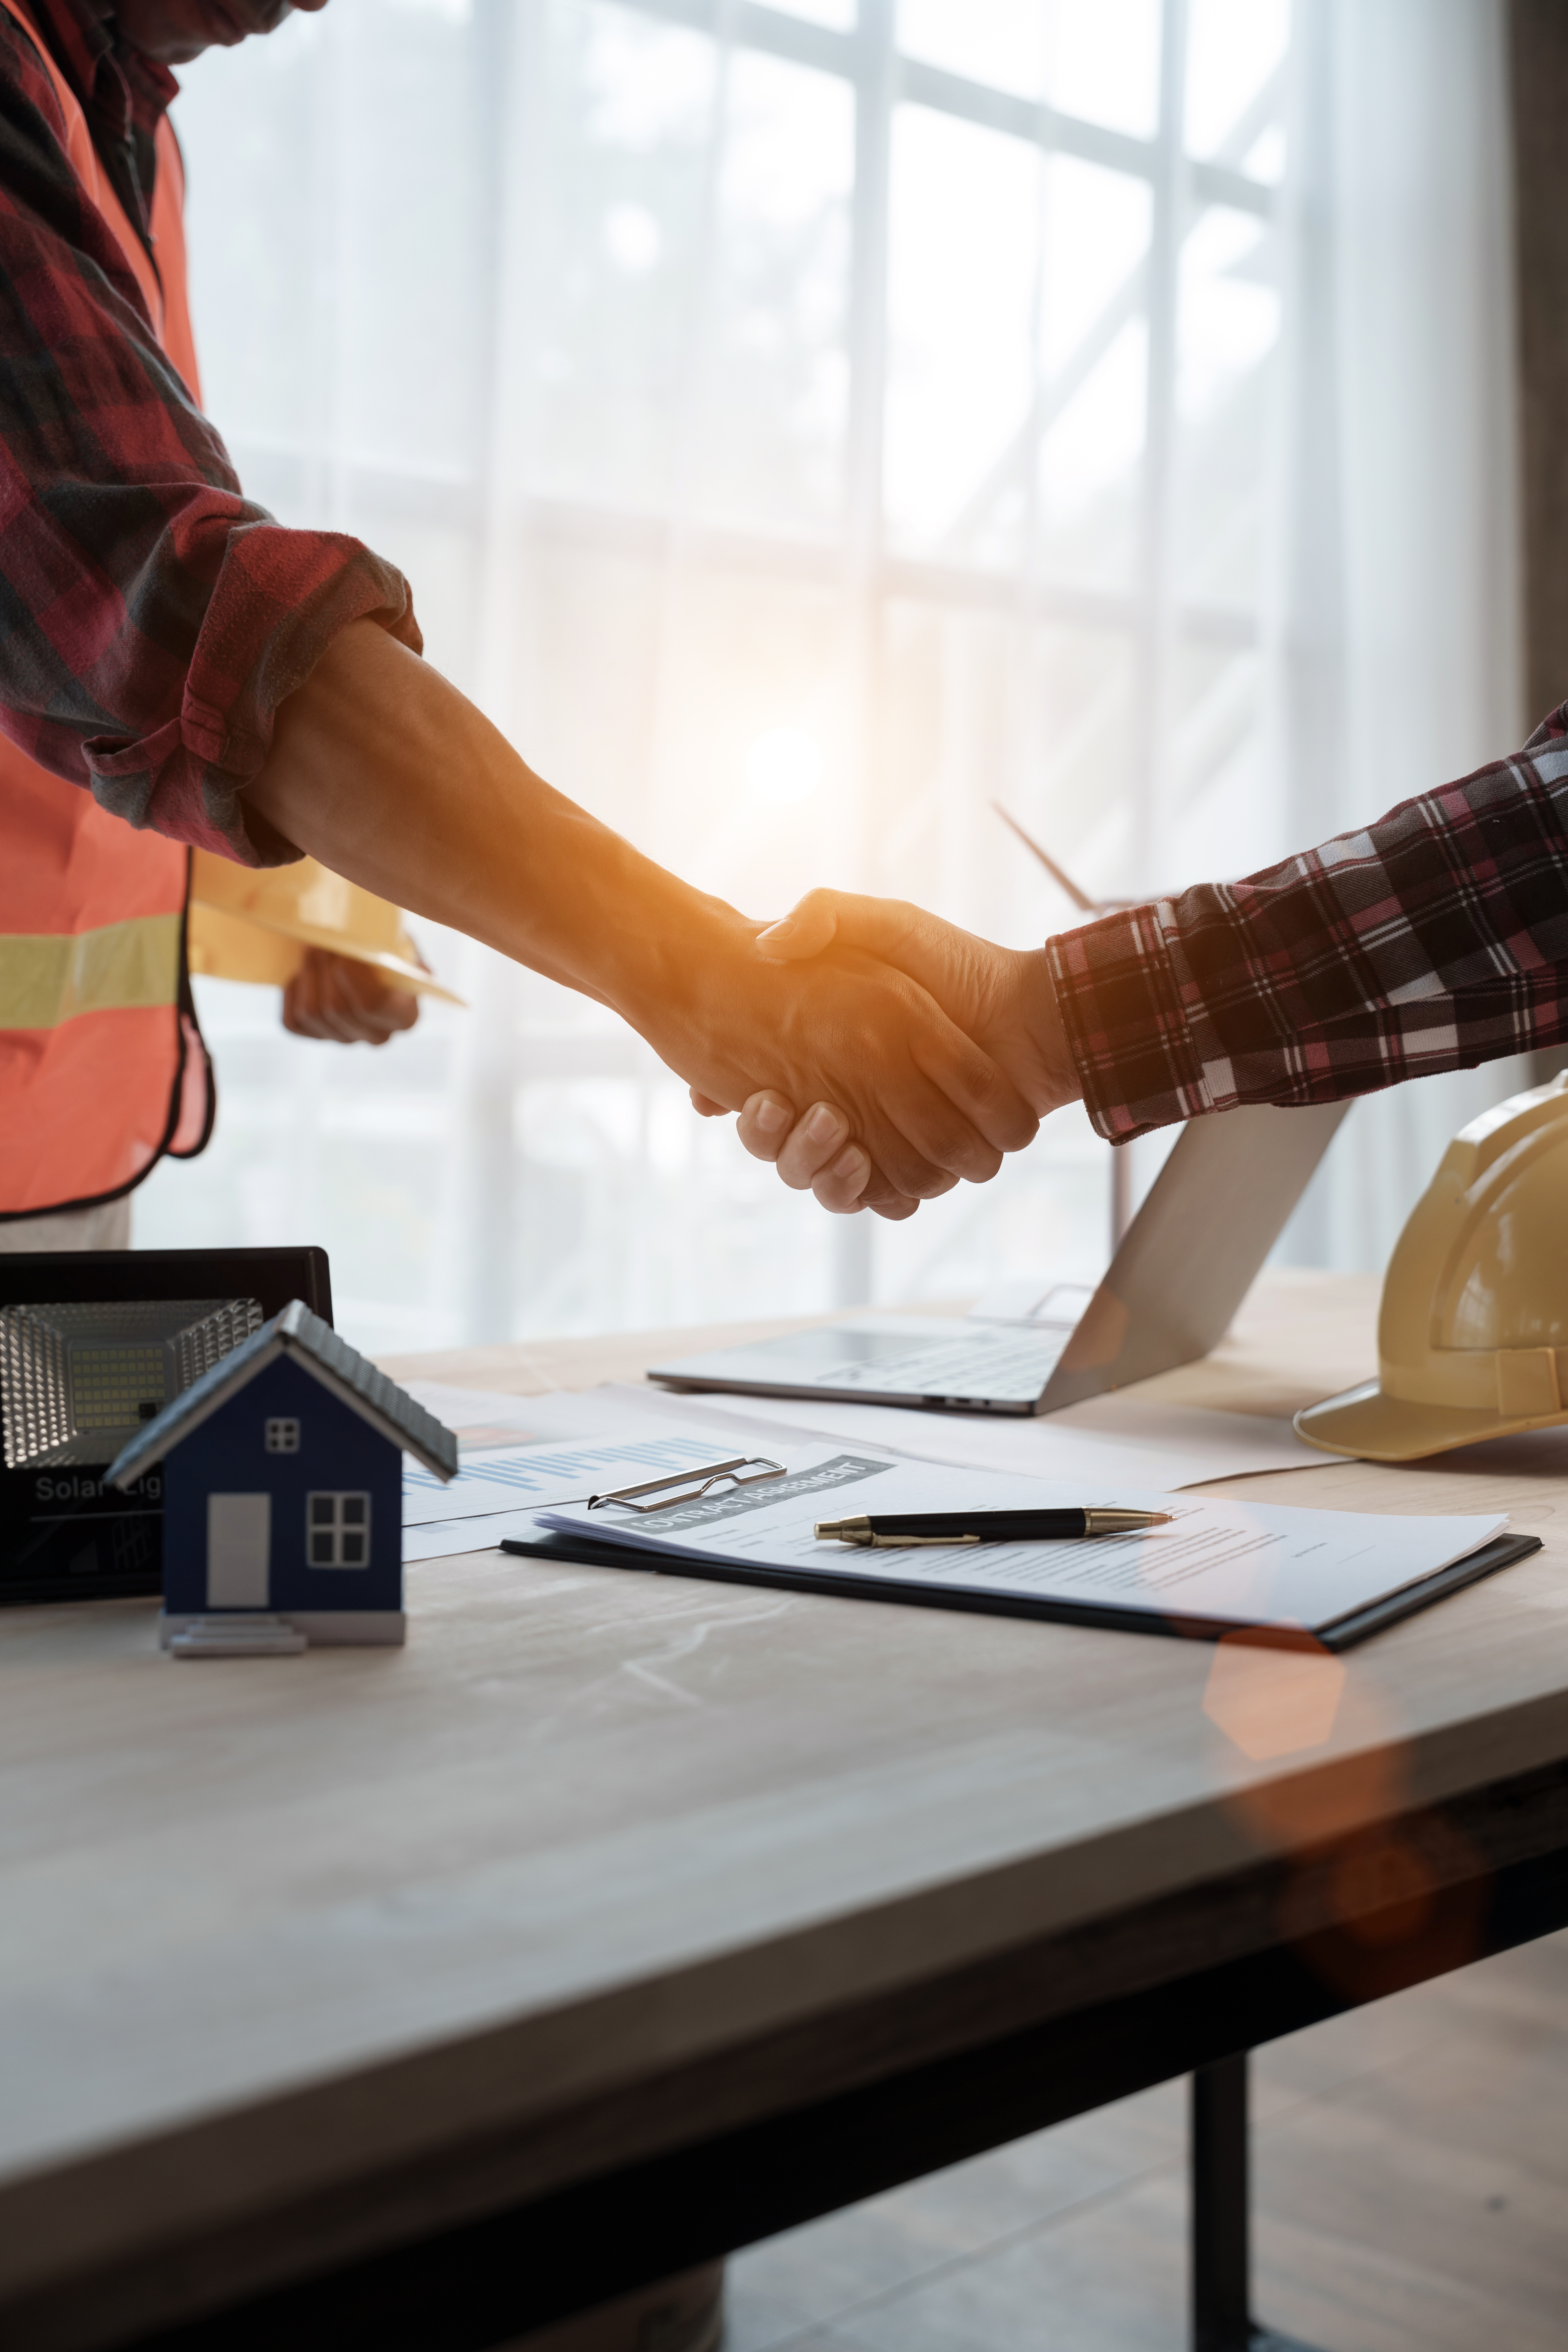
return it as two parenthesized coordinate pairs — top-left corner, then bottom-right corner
(813, 1330), (1071, 1404)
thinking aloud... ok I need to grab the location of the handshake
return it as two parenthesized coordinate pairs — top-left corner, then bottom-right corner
(240, 622), (1090, 1189)
(682, 889), (1086, 1221)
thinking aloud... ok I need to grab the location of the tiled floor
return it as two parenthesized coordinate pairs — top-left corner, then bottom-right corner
(723, 1930), (1568, 2351)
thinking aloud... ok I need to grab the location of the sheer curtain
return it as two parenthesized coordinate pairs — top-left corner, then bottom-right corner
(1276, 0), (1530, 1274)
(133, 0), (1524, 1349)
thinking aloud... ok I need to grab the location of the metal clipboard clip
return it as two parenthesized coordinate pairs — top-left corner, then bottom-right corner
(586, 1456), (786, 1513)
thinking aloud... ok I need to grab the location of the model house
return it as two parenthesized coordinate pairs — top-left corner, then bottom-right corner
(106, 1301), (456, 1655)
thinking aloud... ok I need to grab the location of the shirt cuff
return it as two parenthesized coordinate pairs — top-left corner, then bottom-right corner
(82, 518), (422, 866)
(1046, 903), (1228, 1141)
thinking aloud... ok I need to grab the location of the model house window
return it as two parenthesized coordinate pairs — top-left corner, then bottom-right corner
(265, 1418), (301, 1454)
(307, 1492), (372, 1568)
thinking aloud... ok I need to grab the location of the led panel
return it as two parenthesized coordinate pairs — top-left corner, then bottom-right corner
(0, 1298), (262, 1471)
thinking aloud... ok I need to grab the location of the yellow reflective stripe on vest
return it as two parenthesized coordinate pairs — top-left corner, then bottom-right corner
(0, 914), (182, 1029)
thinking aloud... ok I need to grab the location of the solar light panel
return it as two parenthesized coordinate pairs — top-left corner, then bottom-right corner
(0, 1297), (262, 1471)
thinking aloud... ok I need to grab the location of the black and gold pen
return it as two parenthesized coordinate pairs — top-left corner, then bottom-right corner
(814, 1508), (1173, 1548)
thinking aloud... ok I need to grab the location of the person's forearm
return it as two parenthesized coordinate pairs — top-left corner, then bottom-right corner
(1051, 910), (1568, 1140)
(1047, 713), (1568, 1141)
(244, 623), (1039, 1197)
(246, 620), (733, 1021)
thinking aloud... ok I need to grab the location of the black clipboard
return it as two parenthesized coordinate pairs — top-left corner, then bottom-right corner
(498, 1529), (1542, 1653)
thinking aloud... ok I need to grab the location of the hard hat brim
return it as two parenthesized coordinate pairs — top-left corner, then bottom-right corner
(187, 903), (464, 1004)
(1295, 1380), (1568, 1462)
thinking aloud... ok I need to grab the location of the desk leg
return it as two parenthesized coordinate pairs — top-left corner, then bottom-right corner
(1191, 2056), (1323, 2352)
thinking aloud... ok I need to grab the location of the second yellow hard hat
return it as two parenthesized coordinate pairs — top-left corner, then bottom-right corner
(186, 850), (462, 1003)
(1296, 1071), (1568, 1461)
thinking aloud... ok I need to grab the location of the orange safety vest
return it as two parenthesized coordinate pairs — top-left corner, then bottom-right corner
(0, 0), (212, 1220)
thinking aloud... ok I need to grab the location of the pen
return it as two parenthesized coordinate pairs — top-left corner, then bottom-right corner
(814, 1508), (1173, 1548)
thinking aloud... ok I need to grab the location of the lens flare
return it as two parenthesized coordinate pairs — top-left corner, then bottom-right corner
(747, 728), (823, 805)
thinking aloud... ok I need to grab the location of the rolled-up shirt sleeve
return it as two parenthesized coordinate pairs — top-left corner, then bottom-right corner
(0, 19), (420, 865)
(1047, 709), (1568, 1140)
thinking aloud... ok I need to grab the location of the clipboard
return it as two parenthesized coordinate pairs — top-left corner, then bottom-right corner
(498, 1528), (1542, 1652)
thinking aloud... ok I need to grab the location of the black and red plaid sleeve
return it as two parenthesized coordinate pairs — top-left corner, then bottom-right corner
(1046, 707), (1568, 1139)
(0, 11), (421, 864)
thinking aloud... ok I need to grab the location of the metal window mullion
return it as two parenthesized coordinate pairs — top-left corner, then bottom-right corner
(307, 0), (353, 531)
(829, 0), (896, 1315)
(1135, 0), (1191, 893)
(622, 0), (854, 77)
(999, 80), (1055, 953)
(896, 56), (1144, 178)
(444, 0), (549, 1346)
(844, 0), (895, 848)
(637, 0), (739, 851)
(627, 3), (742, 1320)
(618, 4), (1272, 215)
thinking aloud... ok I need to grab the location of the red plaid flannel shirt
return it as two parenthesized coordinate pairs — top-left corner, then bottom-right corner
(0, 0), (419, 863)
(1047, 705), (1568, 1138)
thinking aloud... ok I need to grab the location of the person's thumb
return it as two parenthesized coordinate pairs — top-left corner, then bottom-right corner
(754, 889), (918, 965)
(753, 888), (839, 961)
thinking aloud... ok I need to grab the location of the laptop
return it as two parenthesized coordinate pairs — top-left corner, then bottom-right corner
(648, 1099), (1350, 1417)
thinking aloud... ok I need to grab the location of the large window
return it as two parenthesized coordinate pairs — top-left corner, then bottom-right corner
(140, 0), (1294, 1350)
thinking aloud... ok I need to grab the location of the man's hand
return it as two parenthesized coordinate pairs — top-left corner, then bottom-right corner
(688, 1088), (923, 1220)
(758, 892), (1079, 1112)
(651, 934), (1040, 1202)
(282, 948), (420, 1046)
(707, 890), (1082, 1212)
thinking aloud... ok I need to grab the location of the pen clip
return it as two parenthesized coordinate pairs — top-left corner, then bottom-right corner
(587, 1456), (785, 1513)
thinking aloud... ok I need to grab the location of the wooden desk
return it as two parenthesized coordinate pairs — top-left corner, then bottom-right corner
(3, 1273), (1568, 2352)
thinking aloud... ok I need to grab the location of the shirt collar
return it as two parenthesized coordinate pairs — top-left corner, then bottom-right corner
(22, 0), (178, 244)
(25, 0), (179, 144)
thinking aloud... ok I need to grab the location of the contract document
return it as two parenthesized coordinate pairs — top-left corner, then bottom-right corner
(531, 1448), (1529, 1649)
(398, 1386), (756, 1564)
(396, 1382), (1338, 1565)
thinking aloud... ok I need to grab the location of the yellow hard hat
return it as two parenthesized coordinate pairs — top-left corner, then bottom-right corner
(187, 850), (462, 1004)
(1296, 1071), (1568, 1461)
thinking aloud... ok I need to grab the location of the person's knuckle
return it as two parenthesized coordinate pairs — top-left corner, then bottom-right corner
(916, 1108), (983, 1170)
(883, 1152), (947, 1198)
(961, 1125), (1004, 1175)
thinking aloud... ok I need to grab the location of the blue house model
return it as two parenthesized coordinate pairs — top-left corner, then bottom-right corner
(106, 1302), (456, 1656)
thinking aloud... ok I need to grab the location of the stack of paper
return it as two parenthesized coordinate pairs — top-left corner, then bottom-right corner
(610, 1381), (1324, 1489)
(399, 1382), (756, 1563)
(396, 1376), (1333, 1567)
(530, 1446), (1516, 1649)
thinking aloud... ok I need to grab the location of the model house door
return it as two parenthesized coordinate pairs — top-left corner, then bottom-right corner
(206, 1494), (271, 1608)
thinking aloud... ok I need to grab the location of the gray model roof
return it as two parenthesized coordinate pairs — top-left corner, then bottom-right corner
(106, 1300), (457, 1490)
